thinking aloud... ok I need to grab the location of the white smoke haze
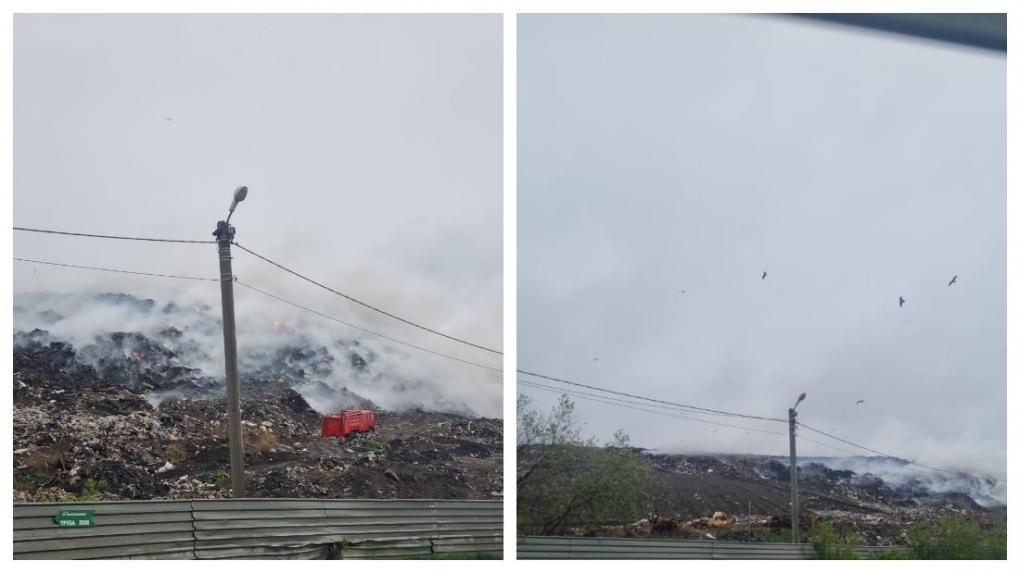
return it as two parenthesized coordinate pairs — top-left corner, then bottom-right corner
(519, 13), (1004, 494)
(796, 457), (1006, 507)
(14, 289), (502, 418)
(13, 14), (503, 418)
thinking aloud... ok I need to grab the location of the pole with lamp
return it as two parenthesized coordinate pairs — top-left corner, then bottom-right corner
(789, 392), (806, 543)
(213, 185), (248, 497)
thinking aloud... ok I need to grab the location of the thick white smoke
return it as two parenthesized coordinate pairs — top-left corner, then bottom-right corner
(799, 456), (1006, 507)
(13, 289), (502, 418)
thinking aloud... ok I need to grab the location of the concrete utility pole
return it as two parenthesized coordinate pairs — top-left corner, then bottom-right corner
(789, 392), (806, 543)
(214, 185), (249, 497)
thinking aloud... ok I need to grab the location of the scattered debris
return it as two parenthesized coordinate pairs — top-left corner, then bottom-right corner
(552, 451), (1004, 545)
(14, 319), (502, 502)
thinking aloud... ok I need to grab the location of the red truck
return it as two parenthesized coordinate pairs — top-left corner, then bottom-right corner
(321, 409), (376, 439)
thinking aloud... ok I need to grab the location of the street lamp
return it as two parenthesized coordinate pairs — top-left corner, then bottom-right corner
(214, 186), (248, 496)
(789, 392), (806, 543)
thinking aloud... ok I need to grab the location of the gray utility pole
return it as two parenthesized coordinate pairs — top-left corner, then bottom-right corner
(788, 407), (799, 543)
(789, 392), (806, 544)
(213, 186), (249, 497)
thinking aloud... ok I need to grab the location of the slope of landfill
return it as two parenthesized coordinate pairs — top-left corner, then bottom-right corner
(575, 452), (1005, 545)
(13, 293), (502, 502)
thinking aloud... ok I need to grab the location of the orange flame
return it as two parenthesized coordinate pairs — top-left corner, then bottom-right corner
(131, 351), (142, 364)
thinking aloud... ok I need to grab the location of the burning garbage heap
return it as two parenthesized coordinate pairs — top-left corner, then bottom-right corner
(566, 453), (1003, 545)
(13, 314), (502, 502)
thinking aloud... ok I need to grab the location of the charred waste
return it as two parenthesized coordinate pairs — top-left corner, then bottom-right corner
(13, 292), (502, 502)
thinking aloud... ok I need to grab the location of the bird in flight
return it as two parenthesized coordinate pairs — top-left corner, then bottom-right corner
(948, 275), (958, 286)
(164, 117), (173, 122)
(761, 271), (767, 280)
(899, 296), (906, 308)
(856, 400), (865, 406)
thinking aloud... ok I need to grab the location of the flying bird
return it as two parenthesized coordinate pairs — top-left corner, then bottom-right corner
(164, 117), (173, 122)
(899, 296), (906, 308)
(761, 271), (767, 280)
(948, 275), (958, 286)
(856, 400), (865, 406)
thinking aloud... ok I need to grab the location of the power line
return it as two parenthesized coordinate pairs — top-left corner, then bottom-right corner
(235, 279), (503, 378)
(519, 377), (977, 476)
(14, 224), (503, 357)
(797, 421), (983, 480)
(231, 242), (503, 357)
(517, 369), (786, 423)
(518, 377), (785, 430)
(519, 378), (787, 437)
(14, 257), (218, 282)
(795, 434), (865, 457)
(14, 226), (213, 244)
(13, 255), (501, 377)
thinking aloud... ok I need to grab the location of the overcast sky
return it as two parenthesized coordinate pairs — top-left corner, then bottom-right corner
(518, 14), (1005, 479)
(14, 14), (503, 412)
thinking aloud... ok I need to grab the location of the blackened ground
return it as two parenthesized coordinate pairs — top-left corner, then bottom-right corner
(13, 331), (502, 502)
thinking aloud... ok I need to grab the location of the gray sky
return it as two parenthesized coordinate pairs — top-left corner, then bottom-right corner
(518, 14), (1005, 479)
(14, 14), (503, 415)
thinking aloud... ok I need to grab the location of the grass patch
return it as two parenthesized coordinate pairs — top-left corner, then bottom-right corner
(400, 552), (502, 560)
(211, 470), (231, 489)
(366, 438), (390, 452)
(14, 469), (52, 489)
(77, 478), (105, 501)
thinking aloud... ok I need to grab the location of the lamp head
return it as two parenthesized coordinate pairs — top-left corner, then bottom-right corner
(794, 393), (807, 410)
(228, 186), (248, 214)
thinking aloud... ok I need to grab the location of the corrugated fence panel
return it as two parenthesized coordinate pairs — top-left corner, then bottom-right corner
(433, 535), (504, 555)
(517, 536), (904, 560)
(323, 499), (504, 558)
(191, 499), (337, 560)
(14, 500), (196, 560)
(13, 499), (502, 560)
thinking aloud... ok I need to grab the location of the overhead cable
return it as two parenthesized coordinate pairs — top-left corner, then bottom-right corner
(236, 279), (503, 378)
(517, 369), (786, 423)
(14, 257), (218, 282)
(519, 379), (786, 437)
(231, 242), (503, 356)
(15, 226), (213, 244)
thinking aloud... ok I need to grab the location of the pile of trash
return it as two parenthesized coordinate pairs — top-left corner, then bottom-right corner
(569, 451), (1004, 544)
(13, 320), (502, 502)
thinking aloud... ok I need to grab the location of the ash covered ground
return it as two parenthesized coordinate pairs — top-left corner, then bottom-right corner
(574, 451), (1005, 545)
(13, 293), (502, 502)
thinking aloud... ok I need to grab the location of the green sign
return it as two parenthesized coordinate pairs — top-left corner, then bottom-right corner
(53, 509), (95, 528)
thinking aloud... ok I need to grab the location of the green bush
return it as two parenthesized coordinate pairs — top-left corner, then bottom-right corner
(211, 470), (231, 489)
(78, 478), (105, 501)
(870, 548), (911, 560)
(810, 521), (860, 560)
(909, 515), (1006, 560)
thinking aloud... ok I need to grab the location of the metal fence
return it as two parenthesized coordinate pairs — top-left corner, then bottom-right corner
(517, 536), (902, 560)
(13, 498), (503, 560)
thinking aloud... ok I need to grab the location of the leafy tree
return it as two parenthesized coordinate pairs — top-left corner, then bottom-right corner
(517, 394), (651, 535)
